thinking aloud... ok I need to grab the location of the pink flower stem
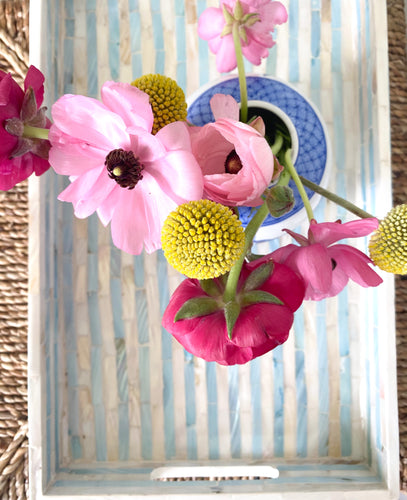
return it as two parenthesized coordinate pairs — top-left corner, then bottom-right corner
(23, 125), (49, 140)
(282, 148), (314, 221)
(299, 175), (374, 219)
(223, 201), (269, 302)
(232, 22), (248, 123)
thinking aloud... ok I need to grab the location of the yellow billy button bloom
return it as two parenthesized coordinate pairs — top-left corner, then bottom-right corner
(161, 199), (245, 279)
(369, 204), (407, 274)
(131, 74), (188, 134)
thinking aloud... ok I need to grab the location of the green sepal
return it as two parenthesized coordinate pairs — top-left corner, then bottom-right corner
(266, 185), (295, 218)
(199, 279), (221, 297)
(224, 301), (241, 340)
(241, 290), (283, 307)
(233, 0), (244, 20)
(222, 4), (235, 24)
(242, 262), (273, 292)
(174, 297), (221, 322)
(221, 24), (233, 37)
(242, 13), (260, 27)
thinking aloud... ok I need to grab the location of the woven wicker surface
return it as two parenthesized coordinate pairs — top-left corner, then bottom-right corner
(0, 1), (29, 498)
(0, 0), (406, 498)
(388, 0), (407, 491)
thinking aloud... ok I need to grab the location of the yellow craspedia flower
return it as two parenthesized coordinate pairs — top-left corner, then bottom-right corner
(162, 199), (245, 279)
(369, 204), (407, 274)
(131, 74), (187, 134)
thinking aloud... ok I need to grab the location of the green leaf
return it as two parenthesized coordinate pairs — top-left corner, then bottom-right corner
(199, 279), (221, 297)
(242, 262), (273, 292)
(174, 297), (221, 322)
(241, 290), (284, 307)
(224, 301), (241, 340)
(266, 185), (295, 218)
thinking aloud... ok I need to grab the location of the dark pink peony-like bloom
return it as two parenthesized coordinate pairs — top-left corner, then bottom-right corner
(271, 218), (383, 300)
(198, 0), (288, 73)
(189, 95), (276, 207)
(0, 65), (50, 190)
(49, 81), (203, 255)
(162, 256), (305, 365)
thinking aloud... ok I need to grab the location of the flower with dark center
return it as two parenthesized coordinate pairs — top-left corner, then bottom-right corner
(105, 149), (144, 189)
(224, 149), (243, 174)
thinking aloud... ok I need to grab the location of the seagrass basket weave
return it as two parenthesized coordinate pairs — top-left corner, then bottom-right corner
(388, 0), (407, 491)
(0, 1), (29, 499)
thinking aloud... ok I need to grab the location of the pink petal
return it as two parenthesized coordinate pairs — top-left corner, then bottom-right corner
(214, 34), (237, 72)
(328, 245), (383, 288)
(210, 94), (240, 121)
(0, 155), (33, 190)
(147, 150), (203, 204)
(285, 244), (333, 295)
(51, 94), (130, 151)
(309, 218), (379, 246)
(24, 65), (45, 107)
(197, 7), (225, 41)
(155, 121), (193, 152)
(58, 166), (117, 219)
(110, 180), (165, 254)
(101, 81), (154, 132)
(231, 303), (292, 348)
(49, 125), (108, 175)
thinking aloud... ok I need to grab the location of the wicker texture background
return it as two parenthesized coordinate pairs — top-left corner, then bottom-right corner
(0, 0), (406, 498)
(0, 1), (29, 498)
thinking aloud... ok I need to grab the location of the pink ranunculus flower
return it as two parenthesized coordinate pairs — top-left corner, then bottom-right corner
(198, 0), (288, 73)
(271, 218), (384, 300)
(162, 257), (305, 365)
(0, 65), (50, 190)
(189, 95), (276, 207)
(49, 81), (203, 255)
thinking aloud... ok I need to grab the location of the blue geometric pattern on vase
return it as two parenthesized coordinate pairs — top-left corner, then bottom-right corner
(187, 76), (328, 227)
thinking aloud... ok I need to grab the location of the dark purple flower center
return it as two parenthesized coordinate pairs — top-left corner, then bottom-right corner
(331, 259), (337, 270)
(105, 149), (144, 189)
(224, 149), (243, 174)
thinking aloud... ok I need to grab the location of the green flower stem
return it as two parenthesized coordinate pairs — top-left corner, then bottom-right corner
(232, 22), (248, 123)
(223, 202), (270, 303)
(299, 175), (375, 219)
(23, 125), (49, 140)
(282, 149), (314, 221)
(270, 132), (283, 156)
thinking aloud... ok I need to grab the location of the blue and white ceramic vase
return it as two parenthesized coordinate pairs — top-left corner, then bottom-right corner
(187, 75), (331, 241)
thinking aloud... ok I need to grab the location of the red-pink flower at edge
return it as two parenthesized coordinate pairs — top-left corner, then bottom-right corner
(0, 65), (50, 190)
(271, 218), (383, 300)
(198, 0), (288, 73)
(49, 81), (203, 255)
(189, 95), (277, 207)
(162, 257), (305, 365)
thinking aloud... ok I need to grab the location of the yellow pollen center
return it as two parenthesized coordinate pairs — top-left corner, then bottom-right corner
(131, 74), (188, 134)
(369, 204), (407, 274)
(161, 199), (245, 279)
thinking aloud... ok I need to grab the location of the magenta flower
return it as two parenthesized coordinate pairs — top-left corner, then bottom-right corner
(189, 95), (276, 207)
(162, 257), (305, 365)
(0, 65), (50, 190)
(49, 81), (203, 255)
(198, 0), (288, 73)
(271, 218), (383, 300)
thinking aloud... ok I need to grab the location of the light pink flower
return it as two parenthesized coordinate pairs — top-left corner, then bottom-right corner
(0, 66), (50, 190)
(189, 95), (276, 206)
(198, 0), (288, 73)
(271, 218), (383, 300)
(49, 81), (203, 255)
(162, 257), (305, 365)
